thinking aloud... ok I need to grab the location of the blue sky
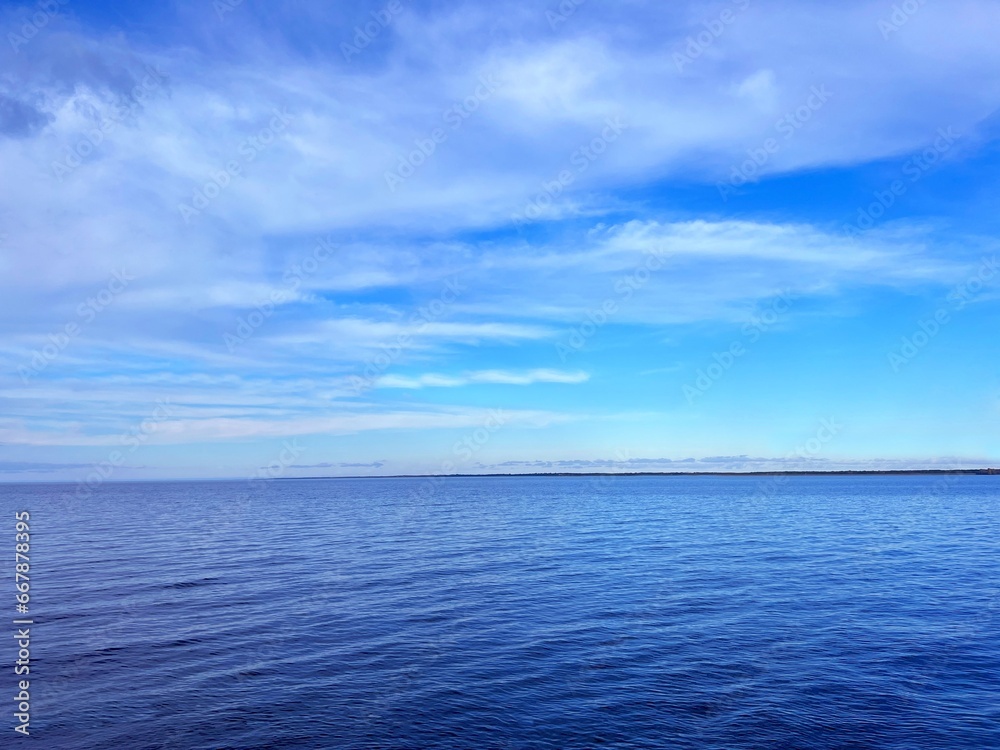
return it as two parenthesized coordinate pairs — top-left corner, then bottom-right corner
(1, 0), (998, 481)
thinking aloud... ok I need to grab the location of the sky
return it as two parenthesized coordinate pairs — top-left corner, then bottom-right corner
(1, 0), (999, 482)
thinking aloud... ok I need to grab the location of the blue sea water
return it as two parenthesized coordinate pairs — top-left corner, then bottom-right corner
(1, 475), (998, 749)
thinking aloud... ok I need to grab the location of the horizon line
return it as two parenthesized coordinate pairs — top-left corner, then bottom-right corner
(4, 467), (999, 485)
(279, 468), (1000, 480)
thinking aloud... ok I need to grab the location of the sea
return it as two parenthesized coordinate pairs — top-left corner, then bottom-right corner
(1, 475), (998, 749)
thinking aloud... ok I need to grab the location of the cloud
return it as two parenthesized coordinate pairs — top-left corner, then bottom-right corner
(0, 407), (575, 446)
(478, 456), (996, 473)
(0, 93), (53, 138)
(375, 369), (589, 389)
(733, 69), (778, 112)
(288, 461), (385, 469)
(0, 461), (95, 473)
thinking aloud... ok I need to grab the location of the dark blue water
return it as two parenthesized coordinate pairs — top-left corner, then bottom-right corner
(1, 475), (998, 749)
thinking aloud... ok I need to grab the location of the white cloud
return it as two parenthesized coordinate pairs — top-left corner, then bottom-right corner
(376, 369), (590, 389)
(734, 69), (778, 112)
(0, 406), (575, 446)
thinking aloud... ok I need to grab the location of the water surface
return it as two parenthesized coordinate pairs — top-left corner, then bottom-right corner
(3, 475), (998, 748)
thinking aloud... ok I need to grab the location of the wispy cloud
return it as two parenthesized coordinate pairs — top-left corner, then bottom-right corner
(0, 407), (577, 447)
(0, 461), (97, 474)
(375, 369), (589, 389)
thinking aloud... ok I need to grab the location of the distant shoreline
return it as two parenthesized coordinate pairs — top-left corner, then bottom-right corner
(4, 469), (997, 486)
(284, 468), (1000, 479)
